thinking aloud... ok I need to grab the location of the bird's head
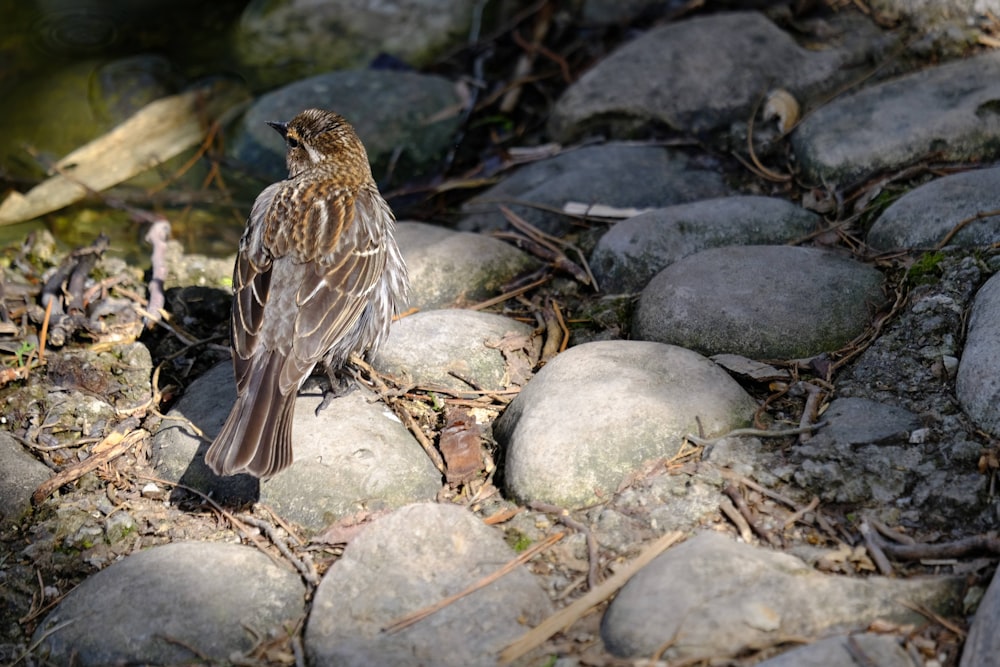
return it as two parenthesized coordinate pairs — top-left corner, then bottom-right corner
(267, 108), (370, 179)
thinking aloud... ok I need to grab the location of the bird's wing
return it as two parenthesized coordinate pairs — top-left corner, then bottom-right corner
(231, 181), (282, 392)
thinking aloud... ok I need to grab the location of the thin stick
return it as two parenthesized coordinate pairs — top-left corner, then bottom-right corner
(499, 530), (685, 664)
(38, 298), (53, 362)
(383, 531), (565, 634)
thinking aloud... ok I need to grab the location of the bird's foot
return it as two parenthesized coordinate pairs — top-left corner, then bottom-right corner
(315, 369), (356, 415)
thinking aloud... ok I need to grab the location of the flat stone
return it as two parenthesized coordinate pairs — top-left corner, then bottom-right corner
(549, 11), (889, 141)
(459, 142), (729, 235)
(396, 222), (539, 309)
(496, 340), (757, 508)
(591, 196), (819, 293)
(791, 51), (1000, 185)
(153, 361), (441, 532)
(957, 271), (1000, 435)
(32, 541), (305, 665)
(868, 165), (1000, 251)
(305, 502), (552, 666)
(601, 531), (962, 660)
(634, 245), (887, 359)
(371, 309), (537, 393)
(961, 565), (1000, 667)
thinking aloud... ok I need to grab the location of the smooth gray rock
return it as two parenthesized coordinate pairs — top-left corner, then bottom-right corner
(305, 503), (552, 666)
(957, 271), (1000, 435)
(792, 51), (1000, 185)
(591, 196), (820, 293)
(634, 245), (887, 359)
(153, 361), (441, 531)
(961, 565), (1000, 667)
(756, 633), (916, 667)
(396, 222), (539, 309)
(602, 531), (962, 660)
(229, 70), (462, 185)
(33, 542), (305, 665)
(459, 142), (729, 235)
(232, 0), (475, 89)
(496, 340), (757, 508)
(549, 11), (889, 140)
(0, 432), (51, 527)
(792, 397), (923, 504)
(868, 165), (1000, 251)
(371, 309), (536, 393)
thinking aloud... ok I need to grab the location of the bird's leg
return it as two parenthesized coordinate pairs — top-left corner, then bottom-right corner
(315, 362), (356, 415)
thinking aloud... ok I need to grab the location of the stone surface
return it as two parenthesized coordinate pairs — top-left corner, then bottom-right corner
(371, 309), (536, 393)
(305, 502), (552, 666)
(459, 143), (729, 235)
(961, 565), (1000, 667)
(153, 361), (441, 531)
(32, 541), (305, 665)
(231, 0), (475, 90)
(634, 245), (888, 359)
(756, 633), (916, 667)
(229, 69), (462, 187)
(549, 11), (890, 140)
(601, 531), (962, 660)
(0, 432), (51, 527)
(591, 196), (820, 293)
(957, 271), (1000, 436)
(868, 165), (1000, 251)
(395, 222), (539, 309)
(496, 340), (757, 508)
(791, 51), (1000, 185)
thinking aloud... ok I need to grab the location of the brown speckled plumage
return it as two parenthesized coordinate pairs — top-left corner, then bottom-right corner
(205, 109), (408, 479)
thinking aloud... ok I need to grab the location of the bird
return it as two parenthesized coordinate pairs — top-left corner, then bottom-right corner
(204, 108), (409, 479)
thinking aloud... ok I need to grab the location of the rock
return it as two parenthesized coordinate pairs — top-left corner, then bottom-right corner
(957, 271), (1000, 436)
(231, 0), (476, 90)
(153, 361), (441, 531)
(634, 245), (887, 359)
(305, 502), (552, 666)
(601, 531), (962, 660)
(396, 222), (539, 309)
(868, 165), (1000, 251)
(791, 397), (922, 504)
(0, 432), (52, 527)
(591, 196), (820, 293)
(961, 566), (1000, 667)
(791, 51), (1000, 185)
(371, 309), (537, 393)
(458, 142), (729, 235)
(228, 69), (463, 186)
(32, 541), (305, 665)
(756, 633), (916, 667)
(496, 340), (757, 508)
(549, 11), (890, 141)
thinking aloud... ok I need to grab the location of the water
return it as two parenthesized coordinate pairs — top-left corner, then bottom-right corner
(0, 0), (254, 264)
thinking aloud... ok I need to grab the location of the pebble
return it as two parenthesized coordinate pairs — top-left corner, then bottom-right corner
(601, 531), (962, 661)
(459, 142), (729, 234)
(305, 503), (552, 666)
(957, 271), (1000, 434)
(152, 361), (441, 532)
(371, 309), (537, 393)
(32, 541), (306, 665)
(396, 221), (539, 309)
(868, 166), (1000, 250)
(495, 340), (757, 507)
(591, 195), (820, 293)
(634, 245), (887, 359)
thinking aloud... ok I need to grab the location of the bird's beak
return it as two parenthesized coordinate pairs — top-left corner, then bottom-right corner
(266, 120), (288, 138)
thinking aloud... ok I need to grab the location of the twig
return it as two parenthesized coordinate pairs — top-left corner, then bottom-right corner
(934, 207), (1000, 249)
(722, 484), (781, 547)
(10, 619), (76, 666)
(238, 515), (319, 586)
(467, 275), (550, 311)
(880, 535), (1000, 560)
(859, 519), (894, 577)
(719, 496), (754, 542)
(499, 530), (685, 664)
(383, 531), (564, 633)
(144, 218), (171, 325)
(798, 382), (825, 444)
(685, 421), (827, 447)
(783, 496), (820, 529)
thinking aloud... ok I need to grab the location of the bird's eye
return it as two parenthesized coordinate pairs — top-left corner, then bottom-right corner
(287, 137), (300, 149)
